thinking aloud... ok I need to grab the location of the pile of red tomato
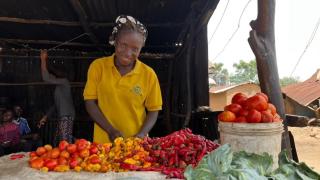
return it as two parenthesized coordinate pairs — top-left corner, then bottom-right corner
(218, 92), (282, 123)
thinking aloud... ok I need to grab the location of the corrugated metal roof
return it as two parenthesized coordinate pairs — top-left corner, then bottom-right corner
(0, 0), (219, 53)
(209, 82), (259, 94)
(282, 69), (320, 106)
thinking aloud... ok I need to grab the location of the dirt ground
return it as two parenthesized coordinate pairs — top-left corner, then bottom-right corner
(289, 126), (320, 173)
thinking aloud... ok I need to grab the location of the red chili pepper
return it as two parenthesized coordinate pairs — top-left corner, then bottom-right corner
(120, 163), (140, 170)
(197, 142), (207, 161)
(10, 154), (25, 160)
(173, 135), (184, 146)
(168, 156), (175, 166)
(178, 147), (191, 156)
(139, 167), (163, 171)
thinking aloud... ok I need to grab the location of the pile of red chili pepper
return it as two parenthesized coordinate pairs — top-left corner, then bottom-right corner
(140, 128), (219, 178)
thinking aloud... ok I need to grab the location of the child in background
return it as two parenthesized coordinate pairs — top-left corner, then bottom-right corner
(13, 105), (42, 151)
(0, 109), (20, 156)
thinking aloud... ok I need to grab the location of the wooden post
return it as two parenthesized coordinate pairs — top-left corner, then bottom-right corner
(164, 60), (173, 132)
(248, 0), (292, 158)
(183, 23), (194, 127)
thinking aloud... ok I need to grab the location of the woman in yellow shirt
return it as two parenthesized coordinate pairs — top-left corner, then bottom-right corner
(83, 15), (162, 143)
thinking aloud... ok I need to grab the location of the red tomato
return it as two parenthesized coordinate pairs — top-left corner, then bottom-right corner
(60, 150), (70, 159)
(44, 144), (53, 151)
(261, 110), (273, 123)
(69, 158), (78, 169)
(247, 109), (262, 123)
(58, 157), (68, 165)
(59, 140), (69, 151)
(50, 148), (60, 159)
(256, 92), (269, 102)
(44, 159), (58, 170)
(29, 156), (38, 163)
(218, 111), (236, 122)
(89, 155), (101, 164)
(238, 109), (249, 116)
(268, 103), (277, 115)
(273, 113), (282, 122)
(245, 95), (268, 111)
(79, 149), (90, 158)
(235, 116), (247, 123)
(224, 103), (242, 114)
(36, 147), (46, 156)
(231, 93), (248, 105)
(71, 152), (79, 159)
(30, 158), (44, 169)
(89, 146), (99, 155)
(29, 151), (37, 157)
(66, 144), (77, 154)
(76, 139), (89, 151)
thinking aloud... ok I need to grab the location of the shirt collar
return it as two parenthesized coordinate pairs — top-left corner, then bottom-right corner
(110, 54), (142, 75)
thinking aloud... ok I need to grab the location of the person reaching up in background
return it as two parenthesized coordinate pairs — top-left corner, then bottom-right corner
(39, 50), (75, 145)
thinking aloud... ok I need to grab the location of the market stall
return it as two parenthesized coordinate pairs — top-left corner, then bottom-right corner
(1, 0), (317, 179)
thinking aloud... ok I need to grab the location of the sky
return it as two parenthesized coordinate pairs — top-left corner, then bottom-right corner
(207, 0), (320, 81)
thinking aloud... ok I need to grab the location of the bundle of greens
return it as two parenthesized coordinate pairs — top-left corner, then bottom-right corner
(184, 144), (320, 180)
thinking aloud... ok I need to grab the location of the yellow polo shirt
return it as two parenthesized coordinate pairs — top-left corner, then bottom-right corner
(83, 54), (162, 143)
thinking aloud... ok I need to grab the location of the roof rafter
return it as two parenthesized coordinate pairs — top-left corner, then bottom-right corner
(0, 38), (178, 49)
(0, 17), (184, 28)
(68, 0), (103, 52)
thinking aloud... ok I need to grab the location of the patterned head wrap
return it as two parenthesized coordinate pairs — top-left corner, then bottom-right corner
(109, 15), (148, 46)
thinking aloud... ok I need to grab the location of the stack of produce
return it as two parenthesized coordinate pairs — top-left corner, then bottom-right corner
(218, 92), (282, 123)
(29, 137), (153, 173)
(142, 128), (219, 178)
(28, 129), (219, 179)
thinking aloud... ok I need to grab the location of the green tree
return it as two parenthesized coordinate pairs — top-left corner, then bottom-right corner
(208, 62), (229, 86)
(280, 76), (300, 87)
(230, 60), (258, 84)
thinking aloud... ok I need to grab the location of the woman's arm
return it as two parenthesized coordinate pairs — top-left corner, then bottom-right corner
(135, 111), (159, 138)
(40, 50), (66, 84)
(85, 100), (122, 141)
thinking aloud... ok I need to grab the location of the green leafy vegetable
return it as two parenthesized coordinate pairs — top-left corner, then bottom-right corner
(271, 150), (320, 180)
(184, 144), (320, 180)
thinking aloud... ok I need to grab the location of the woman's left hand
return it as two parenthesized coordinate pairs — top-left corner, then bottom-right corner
(134, 132), (147, 138)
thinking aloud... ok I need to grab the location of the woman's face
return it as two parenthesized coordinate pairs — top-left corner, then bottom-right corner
(115, 31), (144, 66)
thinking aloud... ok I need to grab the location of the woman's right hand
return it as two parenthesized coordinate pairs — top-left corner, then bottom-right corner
(108, 128), (123, 141)
(37, 116), (47, 128)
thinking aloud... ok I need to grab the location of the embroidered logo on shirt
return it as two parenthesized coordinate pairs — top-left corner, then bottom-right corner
(132, 85), (142, 96)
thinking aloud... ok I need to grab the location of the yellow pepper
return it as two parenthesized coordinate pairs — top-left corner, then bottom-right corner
(74, 166), (82, 172)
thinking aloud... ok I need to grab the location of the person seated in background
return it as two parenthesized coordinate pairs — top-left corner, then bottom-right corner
(0, 109), (20, 156)
(13, 105), (42, 151)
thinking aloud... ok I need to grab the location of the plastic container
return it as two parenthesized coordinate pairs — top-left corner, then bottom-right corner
(219, 121), (283, 168)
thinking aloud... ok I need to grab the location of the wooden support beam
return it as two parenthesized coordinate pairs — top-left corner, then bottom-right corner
(68, 0), (103, 52)
(183, 17), (195, 128)
(0, 17), (82, 26)
(0, 53), (175, 60)
(0, 82), (85, 87)
(0, 38), (103, 47)
(164, 60), (173, 132)
(248, 0), (292, 157)
(0, 17), (184, 28)
(174, 0), (218, 58)
(195, 0), (220, 34)
(0, 38), (177, 50)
